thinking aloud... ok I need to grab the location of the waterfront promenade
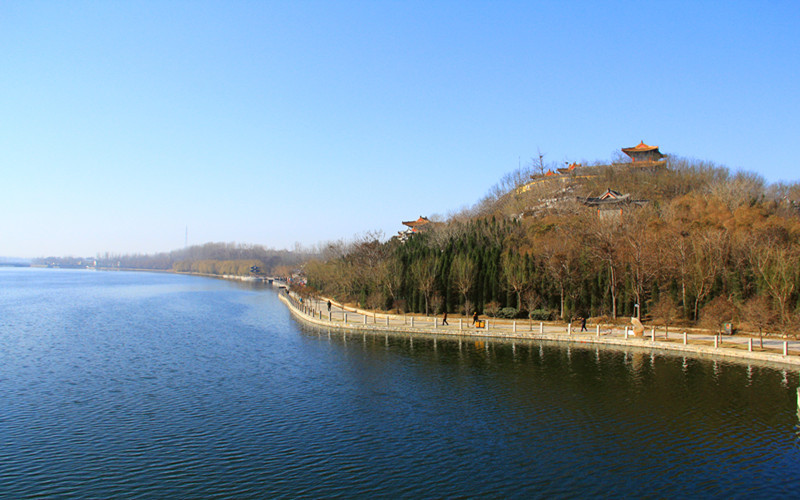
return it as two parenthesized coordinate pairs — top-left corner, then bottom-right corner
(280, 291), (800, 368)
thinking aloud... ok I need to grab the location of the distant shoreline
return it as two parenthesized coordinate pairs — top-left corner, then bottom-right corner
(12, 265), (278, 285)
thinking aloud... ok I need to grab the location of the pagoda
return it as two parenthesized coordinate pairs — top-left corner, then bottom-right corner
(621, 141), (665, 163)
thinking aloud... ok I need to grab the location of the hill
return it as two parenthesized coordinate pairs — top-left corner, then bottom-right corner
(304, 149), (800, 338)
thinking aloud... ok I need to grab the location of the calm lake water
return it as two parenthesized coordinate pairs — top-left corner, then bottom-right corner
(2, 268), (799, 498)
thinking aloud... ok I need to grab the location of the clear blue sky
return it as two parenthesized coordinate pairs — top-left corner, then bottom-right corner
(2, 1), (798, 258)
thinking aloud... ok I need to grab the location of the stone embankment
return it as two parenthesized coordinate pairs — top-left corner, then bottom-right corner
(279, 292), (800, 369)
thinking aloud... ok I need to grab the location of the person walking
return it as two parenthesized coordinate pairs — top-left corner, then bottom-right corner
(472, 311), (479, 326)
(442, 311), (449, 326)
(580, 316), (587, 332)
(327, 300), (331, 313)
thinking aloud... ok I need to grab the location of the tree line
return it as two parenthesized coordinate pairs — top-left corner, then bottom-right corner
(95, 242), (314, 276)
(304, 157), (800, 337)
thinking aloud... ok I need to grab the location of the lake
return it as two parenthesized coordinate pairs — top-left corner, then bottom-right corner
(1, 268), (799, 498)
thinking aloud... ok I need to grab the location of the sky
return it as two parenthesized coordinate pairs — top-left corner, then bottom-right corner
(2, 1), (799, 258)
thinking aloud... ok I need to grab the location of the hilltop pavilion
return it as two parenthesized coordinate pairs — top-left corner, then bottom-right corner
(402, 216), (432, 232)
(621, 141), (666, 163)
(396, 216), (434, 242)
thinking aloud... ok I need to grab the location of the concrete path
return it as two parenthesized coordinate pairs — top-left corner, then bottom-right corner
(283, 293), (800, 366)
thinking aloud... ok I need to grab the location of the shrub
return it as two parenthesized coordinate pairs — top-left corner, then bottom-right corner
(528, 308), (555, 321)
(366, 291), (385, 311)
(484, 301), (501, 317)
(498, 307), (519, 319)
(700, 296), (735, 334)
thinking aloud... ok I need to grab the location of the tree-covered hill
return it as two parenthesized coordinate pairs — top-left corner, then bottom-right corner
(304, 155), (800, 337)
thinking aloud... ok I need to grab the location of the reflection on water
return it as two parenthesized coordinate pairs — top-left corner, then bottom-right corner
(1, 268), (799, 498)
(298, 323), (800, 496)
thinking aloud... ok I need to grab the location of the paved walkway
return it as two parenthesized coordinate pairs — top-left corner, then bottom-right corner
(282, 292), (800, 367)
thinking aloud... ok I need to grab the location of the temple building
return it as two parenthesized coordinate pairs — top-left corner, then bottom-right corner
(402, 216), (432, 232)
(395, 216), (434, 242)
(517, 141), (667, 195)
(580, 188), (647, 219)
(621, 141), (666, 163)
(556, 162), (581, 175)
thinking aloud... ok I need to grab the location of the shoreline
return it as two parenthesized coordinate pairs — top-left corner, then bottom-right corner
(279, 292), (800, 370)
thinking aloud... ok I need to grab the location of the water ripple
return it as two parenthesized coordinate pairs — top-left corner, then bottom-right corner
(2, 269), (800, 498)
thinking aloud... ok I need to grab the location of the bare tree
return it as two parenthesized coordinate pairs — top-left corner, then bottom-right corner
(450, 254), (476, 315)
(377, 256), (404, 312)
(707, 170), (765, 212)
(501, 251), (529, 310)
(687, 229), (728, 321)
(649, 294), (680, 337)
(274, 264), (293, 281)
(659, 222), (691, 319)
(430, 293), (444, 316)
(748, 234), (799, 331)
(539, 234), (580, 320)
(621, 207), (662, 319)
(411, 255), (437, 316)
(584, 216), (624, 318)
(522, 289), (542, 324)
(532, 148), (547, 176)
(739, 296), (777, 348)
(699, 295), (735, 335)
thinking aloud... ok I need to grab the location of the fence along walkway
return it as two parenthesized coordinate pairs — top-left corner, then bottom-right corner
(279, 292), (800, 368)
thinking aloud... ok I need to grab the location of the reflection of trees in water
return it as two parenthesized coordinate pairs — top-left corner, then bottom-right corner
(300, 326), (798, 418)
(296, 330), (800, 460)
